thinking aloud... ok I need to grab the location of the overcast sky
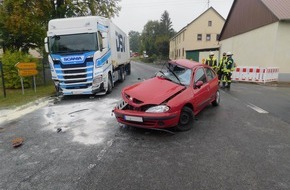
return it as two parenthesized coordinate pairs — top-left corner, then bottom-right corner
(112, 0), (234, 35)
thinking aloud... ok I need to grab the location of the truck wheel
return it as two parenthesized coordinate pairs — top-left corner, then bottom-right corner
(120, 66), (125, 82)
(126, 63), (131, 75)
(106, 74), (113, 94)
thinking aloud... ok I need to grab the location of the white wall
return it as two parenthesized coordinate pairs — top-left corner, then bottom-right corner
(274, 21), (290, 79)
(220, 22), (290, 81)
(220, 22), (278, 67)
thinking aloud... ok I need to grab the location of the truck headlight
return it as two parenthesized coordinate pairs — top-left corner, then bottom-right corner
(93, 75), (103, 85)
(145, 105), (169, 113)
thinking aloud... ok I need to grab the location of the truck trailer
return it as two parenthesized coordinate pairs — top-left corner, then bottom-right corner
(44, 16), (131, 95)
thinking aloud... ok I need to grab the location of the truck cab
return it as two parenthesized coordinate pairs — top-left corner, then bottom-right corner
(45, 16), (130, 96)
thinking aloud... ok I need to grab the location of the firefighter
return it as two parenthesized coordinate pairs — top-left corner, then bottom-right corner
(221, 52), (235, 89)
(217, 52), (227, 85)
(205, 52), (217, 71)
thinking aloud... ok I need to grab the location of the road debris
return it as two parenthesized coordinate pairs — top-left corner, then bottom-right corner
(57, 128), (62, 133)
(68, 109), (89, 115)
(12, 137), (24, 148)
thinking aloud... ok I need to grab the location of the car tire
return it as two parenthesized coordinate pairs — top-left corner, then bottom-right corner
(212, 90), (220, 106)
(106, 74), (113, 94)
(176, 107), (194, 131)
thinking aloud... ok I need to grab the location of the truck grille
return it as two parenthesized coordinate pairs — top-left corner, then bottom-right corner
(53, 58), (94, 89)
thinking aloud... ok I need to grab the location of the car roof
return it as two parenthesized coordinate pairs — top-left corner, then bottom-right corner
(169, 59), (204, 69)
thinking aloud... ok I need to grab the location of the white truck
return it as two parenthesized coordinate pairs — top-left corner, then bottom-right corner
(44, 16), (131, 95)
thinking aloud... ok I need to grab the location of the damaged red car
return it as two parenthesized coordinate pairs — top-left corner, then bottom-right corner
(113, 59), (220, 131)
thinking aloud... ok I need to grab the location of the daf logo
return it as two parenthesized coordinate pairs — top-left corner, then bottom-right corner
(61, 56), (84, 63)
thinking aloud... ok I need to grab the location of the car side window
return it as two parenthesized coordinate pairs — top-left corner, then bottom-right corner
(205, 67), (215, 81)
(194, 68), (207, 84)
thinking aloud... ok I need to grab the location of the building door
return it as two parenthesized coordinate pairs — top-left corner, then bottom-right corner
(186, 51), (199, 62)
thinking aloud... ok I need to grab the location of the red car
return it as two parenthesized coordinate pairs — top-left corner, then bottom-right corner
(113, 59), (220, 131)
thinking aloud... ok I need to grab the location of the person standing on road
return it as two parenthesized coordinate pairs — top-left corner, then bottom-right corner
(221, 52), (235, 89)
(217, 52), (227, 85)
(205, 52), (217, 72)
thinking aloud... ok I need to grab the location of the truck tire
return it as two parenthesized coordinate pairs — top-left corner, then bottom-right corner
(126, 63), (131, 75)
(106, 74), (113, 94)
(120, 66), (125, 82)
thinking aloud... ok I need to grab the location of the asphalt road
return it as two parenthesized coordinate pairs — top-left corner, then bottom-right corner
(1, 61), (290, 190)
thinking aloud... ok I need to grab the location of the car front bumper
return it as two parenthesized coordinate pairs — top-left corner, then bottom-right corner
(113, 108), (179, 129)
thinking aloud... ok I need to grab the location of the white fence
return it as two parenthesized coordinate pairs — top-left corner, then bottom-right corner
(232, 66), (279, 83)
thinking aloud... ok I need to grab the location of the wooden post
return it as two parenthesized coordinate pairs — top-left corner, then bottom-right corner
(0, 61), (6, 98)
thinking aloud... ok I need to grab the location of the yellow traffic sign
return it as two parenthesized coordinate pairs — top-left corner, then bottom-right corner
(18, 69), (38, 77)
(15, 62), (37, 70)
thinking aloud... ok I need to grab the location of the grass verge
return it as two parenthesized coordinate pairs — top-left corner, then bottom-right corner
(0, 82), (56, 109)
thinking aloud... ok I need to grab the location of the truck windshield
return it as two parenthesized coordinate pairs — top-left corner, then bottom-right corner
(49, 33), (98, 54)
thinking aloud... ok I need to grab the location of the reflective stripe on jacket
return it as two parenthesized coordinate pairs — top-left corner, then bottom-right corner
(205, 57), (217, 68)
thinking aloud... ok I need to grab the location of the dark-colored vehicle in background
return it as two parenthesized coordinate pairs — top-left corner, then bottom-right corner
(113, 59), (220, 131)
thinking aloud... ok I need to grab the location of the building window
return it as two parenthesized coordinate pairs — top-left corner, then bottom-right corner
(206, 34), (211, 41)
(208, 21), (212, 27)
(182, 48), (184, 57)
(216, 34), (220, 41)
(197, 34), (202, 41)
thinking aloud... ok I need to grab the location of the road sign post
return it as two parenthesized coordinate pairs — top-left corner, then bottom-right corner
(15, 62), (38, 94)
(0, 61), (7, 98)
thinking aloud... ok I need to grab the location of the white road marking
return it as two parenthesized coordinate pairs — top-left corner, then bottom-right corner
(247, 103), (269, 114)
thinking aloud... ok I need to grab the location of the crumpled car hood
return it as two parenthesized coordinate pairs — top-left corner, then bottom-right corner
(122, 77), (186, 106)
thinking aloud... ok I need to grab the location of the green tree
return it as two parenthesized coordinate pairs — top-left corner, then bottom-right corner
(51, 0), (121, 19)
(0, 0), (121, 53)
(156, 35), (170, 58)
(128, 31), (141, 53)
(140, 11), (175, 59)
(141, 20), (160, 56)
(160, 10), (175, 36)
(0, 0), (52, 53)
(157, 10), (175, 58)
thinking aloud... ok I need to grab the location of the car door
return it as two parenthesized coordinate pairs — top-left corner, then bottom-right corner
(192, 67), (211, 114)
(204, 67), (218, 101)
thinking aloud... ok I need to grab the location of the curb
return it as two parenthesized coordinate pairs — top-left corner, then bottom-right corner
(0, 96), (53, 125)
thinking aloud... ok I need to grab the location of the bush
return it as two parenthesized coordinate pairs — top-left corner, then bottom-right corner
(141, 54), (158, 63)
(2, 51), (38, 89)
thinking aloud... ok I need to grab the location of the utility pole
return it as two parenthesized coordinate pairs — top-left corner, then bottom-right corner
(207, 0), (210, 8)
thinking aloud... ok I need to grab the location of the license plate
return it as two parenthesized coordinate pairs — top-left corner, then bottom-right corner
(124, 115), (143, 122)
(72, 90), (82, 95)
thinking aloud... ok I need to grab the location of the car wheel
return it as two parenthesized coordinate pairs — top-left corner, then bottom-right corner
(106, 74), (113, 94)
(212, 90), (220, 106)
(176, 107), (194, 131)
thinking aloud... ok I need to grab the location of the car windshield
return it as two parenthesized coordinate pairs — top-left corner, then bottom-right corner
(49, 33), (99, 54)
(157, 62), (192, 86)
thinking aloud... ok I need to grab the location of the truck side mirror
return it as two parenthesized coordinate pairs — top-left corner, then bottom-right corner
(44, 37), (49, 53)
(101, 40), (108, 50)
(102, 34), (108, 50)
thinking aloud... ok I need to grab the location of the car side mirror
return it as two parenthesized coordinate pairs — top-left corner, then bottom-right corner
(195, 81), (204, 88)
